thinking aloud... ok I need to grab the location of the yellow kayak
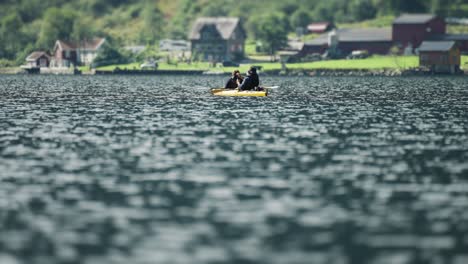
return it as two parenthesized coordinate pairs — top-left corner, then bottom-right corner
(211, 88), (268, 97)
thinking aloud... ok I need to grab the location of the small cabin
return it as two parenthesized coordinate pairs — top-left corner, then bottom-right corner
(419, 41), (460, 74)
(25, 51), (50, 68)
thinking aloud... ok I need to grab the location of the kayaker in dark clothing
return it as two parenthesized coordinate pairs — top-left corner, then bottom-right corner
(239, 67), (259, 91)
(224, 70), (243, 89)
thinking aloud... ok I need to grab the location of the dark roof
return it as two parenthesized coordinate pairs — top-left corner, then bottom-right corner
(339, 28), (392, 42)
(393, 14), (438, 24)
(419, 41), (456, 52)
(430, 34), (468, 41)
(189, 17), (241, 40)
(26, 51), (50, 61)
(56, 38), (106, 51)
(304, 28), (392, 46)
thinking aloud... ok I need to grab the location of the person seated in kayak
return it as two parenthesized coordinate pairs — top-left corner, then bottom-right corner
(224, 70), (243, 89)
(239, 67), (259, 91)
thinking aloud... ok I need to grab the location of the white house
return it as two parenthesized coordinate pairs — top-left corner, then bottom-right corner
(51, 38), (106, 67)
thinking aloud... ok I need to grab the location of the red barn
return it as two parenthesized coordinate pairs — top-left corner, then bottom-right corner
(393, 14), (446, 51)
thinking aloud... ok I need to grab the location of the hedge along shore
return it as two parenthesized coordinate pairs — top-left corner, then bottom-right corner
(0, 67), (22, 74)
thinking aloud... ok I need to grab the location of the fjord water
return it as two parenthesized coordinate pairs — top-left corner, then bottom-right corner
(1, 75), (468, 264)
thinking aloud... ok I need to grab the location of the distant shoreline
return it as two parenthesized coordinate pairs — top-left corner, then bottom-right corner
(1, 55), (467, 77)
(1, 68), (466, 77)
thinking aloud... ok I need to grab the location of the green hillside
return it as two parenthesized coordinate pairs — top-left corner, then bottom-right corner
(0, 0), (466, 66)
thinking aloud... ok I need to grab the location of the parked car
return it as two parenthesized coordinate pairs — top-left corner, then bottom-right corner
(222, 61), (239, 67)
(140, 61), (158, 70)
(347, 50), (369, 60)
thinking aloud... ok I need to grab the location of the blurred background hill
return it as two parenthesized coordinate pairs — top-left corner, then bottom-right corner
(0, 0), (467, 65)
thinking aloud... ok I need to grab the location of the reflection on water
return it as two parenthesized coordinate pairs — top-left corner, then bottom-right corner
(0, 75), (468, 264)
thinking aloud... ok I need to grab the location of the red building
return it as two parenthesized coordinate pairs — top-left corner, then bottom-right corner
(392, 14), (446, 52)
(299, 13), (468, 58)
(307, 22), (335, 34)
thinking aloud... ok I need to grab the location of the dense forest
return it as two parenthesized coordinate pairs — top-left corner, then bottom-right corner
(0, 0), (467, 65)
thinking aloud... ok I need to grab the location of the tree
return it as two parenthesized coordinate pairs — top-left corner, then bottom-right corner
(140, 0), (165, 44)
(201, 0), (230, 16)
(36, 7), (76, 49)
(255, 13), (289, 58)
(280, 2), (300, 16)
(430, 0), (458, 16)
(17, 0), (44, 23)
(92, 42), (129, 67)
(167, 0), (200, 39)
(387, 0), (428, 14)
(311, 1), (336, 22)
(0, 14), (26, 59)
(290, 10), (311, 30)
(349, 0), (377, 21)
(15, 43), (35, 65)
(71, 18), (96, 43)
(84, 0), (109, 16)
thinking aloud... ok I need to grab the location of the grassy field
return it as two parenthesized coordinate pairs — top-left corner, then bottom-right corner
(289, 56), (419, 70)
(448, 24), (468, 34)
(463, 56), (468, 68)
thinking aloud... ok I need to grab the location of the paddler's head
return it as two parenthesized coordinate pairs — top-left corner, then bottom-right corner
(248, 67), (257, 76)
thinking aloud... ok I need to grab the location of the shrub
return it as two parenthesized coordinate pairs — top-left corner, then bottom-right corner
(0, 59), (16, 67)
(92, 42), (131, 68)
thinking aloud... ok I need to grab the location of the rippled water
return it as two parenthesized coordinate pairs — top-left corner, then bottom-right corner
(1, 75), (468, 264)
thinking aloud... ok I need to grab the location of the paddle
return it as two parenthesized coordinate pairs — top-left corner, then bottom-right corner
(264, 86), (279, 89)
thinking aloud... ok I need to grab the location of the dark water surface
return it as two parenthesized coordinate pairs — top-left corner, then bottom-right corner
(1, 75), (468, 264)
